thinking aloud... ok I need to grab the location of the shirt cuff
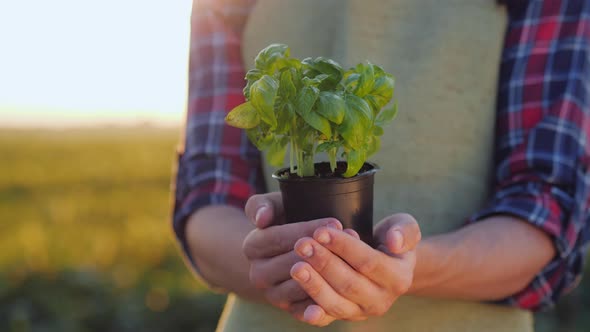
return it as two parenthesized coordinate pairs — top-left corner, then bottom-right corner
(171, 152), (262, 279)
(468, 181), (584, 311)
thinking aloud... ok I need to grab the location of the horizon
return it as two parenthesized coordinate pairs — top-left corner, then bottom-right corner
(0, 105), (182, 129)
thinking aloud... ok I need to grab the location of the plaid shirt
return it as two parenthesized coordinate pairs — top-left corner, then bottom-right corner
(173, 0), (590, 311)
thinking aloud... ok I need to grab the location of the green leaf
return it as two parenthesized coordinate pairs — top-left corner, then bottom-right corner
(338, 111), (362, 149)
(371, 72), (395, 104)
(375, 103), (398, 127)
(263, 57), (302, 76)
(276, 102), (296, 134)
(250, 75), (279, 128)
(302, 57), (343, 90)
(316, 92), (345, 125)
(267, 137), (289, 167)
(338, 94), (372, 149)
(346, 94), (373, 123)
(354, 62), (375, 97)
(243, 69), (263, 100)
(315, 57), (344, 75)
(302, 57), (343, 76)
(289, 67), (303, 90)
(246, 69), (263, 81)
(366, 135), (381, 157)
(246, 126), (273, 150)
(293, 122), (316, 152)
(294, 86), (332, 137)
(302, 74), (330, 87)
(305, 112), (332, 137)
(294, 86), (320, 117)
(316, 141), (341, 152)
(373, 125), (384, 136)
(225, 102), (260, 129)
(343, 72), (360, 92)
(273, 57), (302, 72)
(254, 44), (290, 73)
(343, 149), (366, 178)
(363, 95), (380, 115)
(303, 112), (332, 138)
(364, 65), (395, 114)
(279, 70), (296, 100)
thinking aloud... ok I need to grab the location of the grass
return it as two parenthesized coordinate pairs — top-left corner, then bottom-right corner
(0, 127), (225, 331)
(0, 127), (588, 331)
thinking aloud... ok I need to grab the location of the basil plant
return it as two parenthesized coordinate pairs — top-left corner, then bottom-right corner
(225, 44), (397, 178)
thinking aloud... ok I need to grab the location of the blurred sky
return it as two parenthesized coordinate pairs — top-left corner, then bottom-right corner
(0, 0), (192, 127)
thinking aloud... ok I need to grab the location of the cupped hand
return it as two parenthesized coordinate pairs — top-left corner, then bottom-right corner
(289, 213), (421, 326)
(242, 192), (342, 317)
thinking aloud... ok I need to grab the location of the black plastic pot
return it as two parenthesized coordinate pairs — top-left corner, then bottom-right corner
(273, 162), (378, 247)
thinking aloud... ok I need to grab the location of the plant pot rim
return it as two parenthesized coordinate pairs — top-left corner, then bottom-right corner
(272, 161), (380, 183)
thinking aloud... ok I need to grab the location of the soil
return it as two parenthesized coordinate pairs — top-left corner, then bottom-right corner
(278, 161), (374, 179)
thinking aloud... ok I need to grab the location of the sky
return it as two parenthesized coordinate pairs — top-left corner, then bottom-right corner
(0, 0), (192, 127)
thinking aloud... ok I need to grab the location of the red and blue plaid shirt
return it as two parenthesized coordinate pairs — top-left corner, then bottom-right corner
(173, 0), (590, 311)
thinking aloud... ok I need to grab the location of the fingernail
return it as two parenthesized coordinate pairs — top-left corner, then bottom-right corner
(299, 244), (314, 258)
(303, 305), (319, 322)
(392, 229), (404, 251)
(327, 221), (341, 230)
(255, 206), (267, 225)
(316, 231), (330, 245)
(294, 268), (310, 282)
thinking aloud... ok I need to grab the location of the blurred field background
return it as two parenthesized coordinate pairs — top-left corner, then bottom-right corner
(0, 127), (588, 332)
(0, 127), (226, 331)
(1, 0), (589, 330)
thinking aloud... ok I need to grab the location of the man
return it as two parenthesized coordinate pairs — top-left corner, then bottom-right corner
(173, 0), (590, 330)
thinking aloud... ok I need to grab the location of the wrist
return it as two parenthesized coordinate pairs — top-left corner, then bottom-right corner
(186, 205), (263, 300)
(407, 233), (457, 296)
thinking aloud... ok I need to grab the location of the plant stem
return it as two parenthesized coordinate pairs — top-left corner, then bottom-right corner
(329, 148), (337, 172)
(290, 136), (295, 174)
(296, 146), (303, 177)
(301, 152), (315, 177)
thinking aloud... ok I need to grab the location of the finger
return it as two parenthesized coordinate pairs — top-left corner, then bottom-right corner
(265, 279), (309, 310)
(293, 236), (383, 307)
(303, 304), (337, 327)
(343, 229), (360, 240)
(374, 213), (421, 254)
(249, 251), (301, 288)
(290, 261), (360, 319)
(289, 301), (337, 327)
(244, 192), (285, 228)
(287, 299), (315, 322)
(243, 218), (342, 259)
(308, 227), (396, 288)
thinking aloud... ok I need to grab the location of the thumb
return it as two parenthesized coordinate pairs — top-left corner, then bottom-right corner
(244, 192), (285, 229)
(374, 213), (421, 254)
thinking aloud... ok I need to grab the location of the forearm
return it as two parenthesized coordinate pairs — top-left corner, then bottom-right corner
(185, 204), (263, 302)
(409, 215), (555, 301)
(181, 0), (260, 301)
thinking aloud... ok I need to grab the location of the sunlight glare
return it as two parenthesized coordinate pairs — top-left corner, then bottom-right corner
(0, 0), (193, 127)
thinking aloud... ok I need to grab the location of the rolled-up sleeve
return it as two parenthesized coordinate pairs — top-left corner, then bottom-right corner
(469, 0), (590, 311)
(172, 0), (263, 271)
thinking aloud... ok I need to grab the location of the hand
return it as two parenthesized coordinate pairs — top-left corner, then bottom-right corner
(289, 213), (421, 326)
(242, 192), (343, 317)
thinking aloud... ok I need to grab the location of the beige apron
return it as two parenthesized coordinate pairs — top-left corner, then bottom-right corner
(217, 0), (534, 331)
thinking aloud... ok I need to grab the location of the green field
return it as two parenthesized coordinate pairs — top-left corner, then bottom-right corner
(0, 128), (225, 331)
(0, 128), (588, 331)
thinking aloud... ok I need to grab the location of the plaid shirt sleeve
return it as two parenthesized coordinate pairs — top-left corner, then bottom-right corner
(469, 0), (590, 311)
(172, 0), (263, 270)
